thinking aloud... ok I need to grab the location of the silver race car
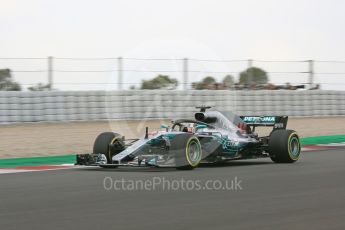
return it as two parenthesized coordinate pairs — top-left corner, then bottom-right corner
(76, 106), (301, 170)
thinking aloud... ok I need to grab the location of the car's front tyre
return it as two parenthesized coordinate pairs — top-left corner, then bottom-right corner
(172, 135), (202, 170)
(93, 132), (124, 163)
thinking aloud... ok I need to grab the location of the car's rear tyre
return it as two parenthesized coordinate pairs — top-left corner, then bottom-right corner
(268, 129), (301, 163)
(173, 135), (202, 170)
(93, 132), (123, 163)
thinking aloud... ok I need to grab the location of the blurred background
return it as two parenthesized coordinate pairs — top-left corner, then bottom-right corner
(1, 57), (345, 91)
(1, 0), (345, 92)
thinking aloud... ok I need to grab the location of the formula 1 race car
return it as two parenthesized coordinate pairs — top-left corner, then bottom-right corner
(76, 107), (301, 170)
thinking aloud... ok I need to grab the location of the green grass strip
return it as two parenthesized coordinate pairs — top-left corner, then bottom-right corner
(0, 134), (344, 168)
(0, 154), (76, 168)
(300, 134), (345, 146)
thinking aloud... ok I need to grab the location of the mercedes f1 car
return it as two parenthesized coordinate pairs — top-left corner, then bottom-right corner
(76, 107), (301, 170)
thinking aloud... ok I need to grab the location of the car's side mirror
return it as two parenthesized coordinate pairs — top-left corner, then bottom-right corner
(196, 124), (207, 129)
(160, 124), (168, 129)
(160, 124), (169, 131)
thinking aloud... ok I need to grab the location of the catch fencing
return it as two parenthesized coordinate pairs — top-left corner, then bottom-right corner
(0, 90), (344, 123)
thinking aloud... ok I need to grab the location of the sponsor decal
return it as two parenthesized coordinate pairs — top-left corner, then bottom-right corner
(212, 135), (241, 152)
(274, 123), (284, 129)
(243, 116), (275, 123)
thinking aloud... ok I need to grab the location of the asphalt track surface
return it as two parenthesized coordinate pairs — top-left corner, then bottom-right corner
(1, 149), (345, 230)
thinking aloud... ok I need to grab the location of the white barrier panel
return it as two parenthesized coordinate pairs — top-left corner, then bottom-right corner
(0, 90), (345, 123)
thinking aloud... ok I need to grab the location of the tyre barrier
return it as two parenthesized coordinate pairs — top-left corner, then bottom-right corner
(0, 90), (344, 123)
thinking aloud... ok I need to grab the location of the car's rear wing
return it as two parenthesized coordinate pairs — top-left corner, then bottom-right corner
(239, 116), (288, 132)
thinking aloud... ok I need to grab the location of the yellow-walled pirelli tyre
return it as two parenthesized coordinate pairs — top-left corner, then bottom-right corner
(93, 132), (123, 163)
(268, 129), (301, 163)
(175, 135), (203, 170)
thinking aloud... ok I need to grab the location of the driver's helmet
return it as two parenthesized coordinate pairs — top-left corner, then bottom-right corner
(183, 123), (195, 133)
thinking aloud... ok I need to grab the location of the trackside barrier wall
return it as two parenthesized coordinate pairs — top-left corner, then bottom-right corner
(0, 90), (344, 123)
